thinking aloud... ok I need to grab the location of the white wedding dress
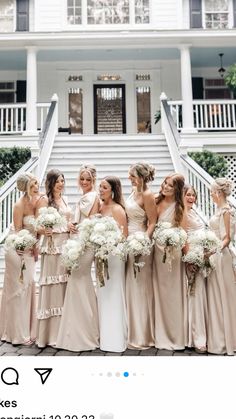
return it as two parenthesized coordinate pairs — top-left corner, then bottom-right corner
(97, 253), (127, 352)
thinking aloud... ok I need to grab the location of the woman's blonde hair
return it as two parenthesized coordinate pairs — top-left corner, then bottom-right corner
(211, 177), (233, 197)
(129, 161), (155, 188)
(79, 164), (97, 187)
(16, 172), (38, 197)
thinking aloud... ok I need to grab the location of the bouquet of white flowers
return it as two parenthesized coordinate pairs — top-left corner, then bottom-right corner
(126, 231), (153, 278)
(153, 222), (187, 270)
(183, 229), (220, 295)
(5, 229), (37, 282)
(61, 239), (85, 275)
(35, 207), (67, 252)
(87, 215), (125, 287)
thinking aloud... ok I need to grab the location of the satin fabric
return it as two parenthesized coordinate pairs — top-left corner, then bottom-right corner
(153, 203), (187, 350)
(207, 207), (236, 355)
(125, 193), (155, 349)
(0, 216), (37, 344)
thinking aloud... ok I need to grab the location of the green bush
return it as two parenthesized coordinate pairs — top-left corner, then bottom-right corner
(189, 150), (228, 178)
(225, 63), (236, 94)
(0, 147), (31, 184)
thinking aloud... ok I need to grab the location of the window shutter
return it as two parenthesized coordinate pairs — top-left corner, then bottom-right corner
(16, 81), (27, 103)
(16, 0), (29, 31)
(192, 78), (203, 99)
(233, 0), (236, 27)
(190, 0), (202, 28)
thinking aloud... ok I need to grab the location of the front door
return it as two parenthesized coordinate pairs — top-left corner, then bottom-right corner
(94, 84), (126, 134)
(68, 88), (83, 134)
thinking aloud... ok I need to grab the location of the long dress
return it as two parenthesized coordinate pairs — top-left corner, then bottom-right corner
(56, 191), (99, 352)
(153, 203), (187, 350)
(186, 209), (208, 350)
(125, 192), (155, 349)
(0, 216), (36, 345)
(207, 206), (236, 355)
(36, 201), (71, 348)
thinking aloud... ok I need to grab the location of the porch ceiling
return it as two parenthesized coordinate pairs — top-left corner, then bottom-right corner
(0, 46), (235, 71)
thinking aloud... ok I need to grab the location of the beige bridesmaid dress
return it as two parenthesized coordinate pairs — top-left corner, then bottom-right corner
(207, 207), (236, 355)
(56, 191), (99, 351)
(186, 209), (208, 350)
(0, 216), (37, 345)
(36, 201), (71, 348)
(125, 192), (155, 349)
(153, 203), (187, 350)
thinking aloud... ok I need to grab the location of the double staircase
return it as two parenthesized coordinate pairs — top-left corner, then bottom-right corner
(45, 134), (174, 205)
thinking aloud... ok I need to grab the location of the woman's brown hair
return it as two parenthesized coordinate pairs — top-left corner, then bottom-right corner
(103, 176), (125, 210)
(156, 173), (185, 226)
(45, 169), (65, 209)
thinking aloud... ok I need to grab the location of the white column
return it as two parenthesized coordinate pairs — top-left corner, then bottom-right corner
(179, 45), (196, 133)
(25, 46), (38, 135)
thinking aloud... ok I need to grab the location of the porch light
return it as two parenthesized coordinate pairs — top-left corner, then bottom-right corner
(218, 53), (226, 78)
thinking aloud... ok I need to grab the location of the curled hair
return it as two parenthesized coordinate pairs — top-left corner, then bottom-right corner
(156, 173), (185, 226)
(103, 176), (125, 209)
(183, 183), (198, 203)
(79, 164), (97, 187)
(212, 177), (233, 197)
(16, 172), (38, 196)
(129, 161), (155, 185)
(45, 169), (65, 209)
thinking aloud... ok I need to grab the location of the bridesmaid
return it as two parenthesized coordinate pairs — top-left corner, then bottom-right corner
(153, 173), (187, 350)
(126, 162), (156, 350)
(207, 178), (236, 355)
(184, 184), (208, 353)
(57, 164), (100, 352)
(0, 172), (39, 345)
(97, 176), (128, 352)
(36, 169), (72, 348)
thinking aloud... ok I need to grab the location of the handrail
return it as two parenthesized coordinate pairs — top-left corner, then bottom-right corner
(39, 100), (57, 149)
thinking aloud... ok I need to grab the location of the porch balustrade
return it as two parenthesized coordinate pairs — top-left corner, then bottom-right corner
(0, 103), (50, 134)
(168, 99), (236, 131)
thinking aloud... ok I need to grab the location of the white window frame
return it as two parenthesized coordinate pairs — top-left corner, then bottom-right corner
(202, 0), (233, 29)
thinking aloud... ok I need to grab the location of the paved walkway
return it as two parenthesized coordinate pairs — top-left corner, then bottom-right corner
(0, 341), (216, 356)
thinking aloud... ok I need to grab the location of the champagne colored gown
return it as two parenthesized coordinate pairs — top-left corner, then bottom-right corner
(153, 203), (187, 350)
(0, 216), (37, 344)
(207, 206), (236, 355)
(125, 192), (155, 349)
(186, 209), (208, 350)
(36, 201), (71, 348)
(57, 191), (99, 352)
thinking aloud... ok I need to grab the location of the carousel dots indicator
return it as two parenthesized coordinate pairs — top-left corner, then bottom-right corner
(107, 372), (112, 377)
(123, 371), (129, 377)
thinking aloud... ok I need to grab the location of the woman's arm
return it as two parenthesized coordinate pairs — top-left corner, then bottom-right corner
(143, 191), (157, 238)
(221, 211), (231, 250)
(112, 206), (128, 238)
(35, 196), (52, 236)
(13, 201), (24, 231)
(89, 196), (100, 217)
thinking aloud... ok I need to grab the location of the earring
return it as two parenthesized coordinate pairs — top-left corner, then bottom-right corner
(111, 191), (114, 199)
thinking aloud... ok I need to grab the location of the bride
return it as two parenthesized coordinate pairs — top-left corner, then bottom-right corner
(97, 175), (128, 352)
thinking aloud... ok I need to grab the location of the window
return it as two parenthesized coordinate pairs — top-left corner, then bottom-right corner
(87, 0), (129, 24)
(0, 0), (14, 32)
(136, 86), (151, 133)
(204, 78), (231, 99)
(67, 0), (82, 25)
(204, 0), (229, 29)
(135, 0), (150, 24)
(0, 81), (15, 103)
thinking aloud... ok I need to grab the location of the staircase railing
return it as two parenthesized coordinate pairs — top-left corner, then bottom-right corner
(160, 93), (236, 220)
(168, 99), (236, 131)
(0, 157), (39, 242)
(0, 95), (58, 242)
(38, 94), (58, 184)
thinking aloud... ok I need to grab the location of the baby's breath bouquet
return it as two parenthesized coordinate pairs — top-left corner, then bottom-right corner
(153, 222), (187, 271)
(87, 215), (125, 287)
(35, 207), (67, 253)
(126, 231), (153, 278)
(183, 230), (221, 295)
(5, 229), (37, 282)
(61, 239), (85, 275)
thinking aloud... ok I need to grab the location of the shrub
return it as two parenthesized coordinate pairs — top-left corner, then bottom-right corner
(189, 150), (228, 178)
(225, 63), (236, 94)
(0, 147), (31, 184)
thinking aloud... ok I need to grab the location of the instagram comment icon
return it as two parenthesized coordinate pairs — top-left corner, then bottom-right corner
(100, 413), (114, 419)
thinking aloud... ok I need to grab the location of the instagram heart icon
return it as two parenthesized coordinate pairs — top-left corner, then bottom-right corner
(99, 413), (114, 419)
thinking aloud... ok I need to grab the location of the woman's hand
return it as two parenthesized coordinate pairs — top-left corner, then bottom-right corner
(45, 227), (53, 237)
(16, 249), (24, 256)
(68, 222), (78, 234)
(186, 263), (198, 274)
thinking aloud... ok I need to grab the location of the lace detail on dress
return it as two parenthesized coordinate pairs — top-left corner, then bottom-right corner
(37, 307), (63, 320)
(39, 273), (68, 286)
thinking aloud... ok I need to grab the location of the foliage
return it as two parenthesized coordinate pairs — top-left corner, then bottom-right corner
(0, 147), (31, 184)
(188, 150), (228, 178)
(225, 63), (236, 93)
(154, 110), (161, 124)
